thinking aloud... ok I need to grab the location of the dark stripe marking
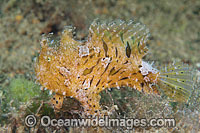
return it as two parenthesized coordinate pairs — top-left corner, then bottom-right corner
(124, 60), (128, 64)
(115, 47), (118, 57)
(111, 68), (122, 76)
(107, 80), (112, 83)
(126, 41), (131, 58)
(102, 39), (108, 57)
(83, 59), (88, 65)
(96, 79), (101, 87)
(119, 77), (128, 81)
(101, 62), (110, 76)
(90, 76), (94, 86)
(82, 79), (86, 85)
(137, 42), (141, 54)
(83, 66), (95, 76)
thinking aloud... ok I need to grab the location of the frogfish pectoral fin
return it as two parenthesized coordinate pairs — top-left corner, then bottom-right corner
(51, 94), (64, 109)
(78, 94), (102, 116)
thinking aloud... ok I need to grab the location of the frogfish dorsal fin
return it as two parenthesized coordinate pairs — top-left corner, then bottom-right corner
(88, 19), (150, 59)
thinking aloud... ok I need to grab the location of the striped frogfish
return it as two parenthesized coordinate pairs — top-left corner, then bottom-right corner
(35, 19), (194, 116)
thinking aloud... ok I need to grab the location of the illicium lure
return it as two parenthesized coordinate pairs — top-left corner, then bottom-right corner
(35, 19), (194, 115)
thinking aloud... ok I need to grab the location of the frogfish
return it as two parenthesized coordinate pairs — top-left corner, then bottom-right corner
(35, 19), (194, 116)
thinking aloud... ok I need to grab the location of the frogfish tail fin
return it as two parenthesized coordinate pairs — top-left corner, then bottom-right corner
(158, 62), (195, 102)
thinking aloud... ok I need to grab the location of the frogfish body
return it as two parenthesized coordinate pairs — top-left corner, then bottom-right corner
(35, 19), (194, 116)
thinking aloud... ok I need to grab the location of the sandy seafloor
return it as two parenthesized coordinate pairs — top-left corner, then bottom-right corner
(0, 0), (200, 132)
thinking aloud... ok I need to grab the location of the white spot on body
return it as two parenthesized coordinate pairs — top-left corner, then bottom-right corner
(144, 76), (150, 82)
(64, 79), (70, 86)
(78, 45), (90, 57)
(101, 57), (111, 68)
(94, 47), (100, 53)
(57, 66), (71, 76)
(49, 90), (52, 95)
(106, 83), (109, 87)
(116, 82), (120, 89)
(139, 61), (158, 75)
(82, 79), (91, 89)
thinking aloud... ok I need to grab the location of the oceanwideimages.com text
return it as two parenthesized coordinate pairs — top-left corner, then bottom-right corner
(25, 115), (176, 129)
